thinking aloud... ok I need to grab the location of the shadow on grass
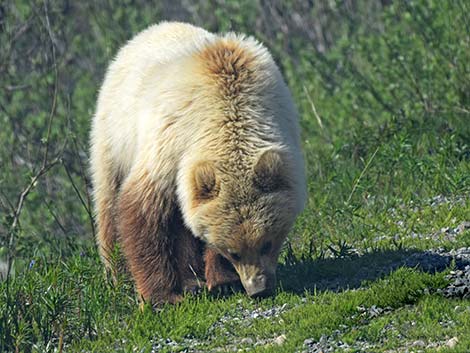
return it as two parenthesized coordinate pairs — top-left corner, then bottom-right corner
(277, 249), (470, 294)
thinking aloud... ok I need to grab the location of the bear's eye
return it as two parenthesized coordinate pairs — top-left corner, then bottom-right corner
(260, 241), (272, 255)
(227, 250), (241, 262)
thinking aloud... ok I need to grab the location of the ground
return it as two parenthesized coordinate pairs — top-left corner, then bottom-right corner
(2, 194), (470, 352)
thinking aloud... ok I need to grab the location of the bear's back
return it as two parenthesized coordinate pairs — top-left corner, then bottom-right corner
(110, 22), (213, 74)
(97, 22), (214, 112)
(92, 22), (216, 177)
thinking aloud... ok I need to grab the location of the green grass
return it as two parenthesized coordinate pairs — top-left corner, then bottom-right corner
(1, 0), (470, 352)
(340, 295), (470, 352)
(1, 252), (470, 352)
(4, 253), (468, 352)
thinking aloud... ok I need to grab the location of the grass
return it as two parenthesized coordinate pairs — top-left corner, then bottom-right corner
(4, 252), (468, 352)
(1, 0), (470, 352)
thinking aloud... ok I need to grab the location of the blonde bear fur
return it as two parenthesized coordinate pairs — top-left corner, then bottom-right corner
(90, 22), (306, 304)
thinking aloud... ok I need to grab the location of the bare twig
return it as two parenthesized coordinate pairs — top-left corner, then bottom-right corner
(72, 136), (96, 236)
(3, 83), (32, 92)
(43, 199), (67, 235)
(63, 162), (96, 236)
(0, 189), (15, 214)
(346, 146), (380, 205)
(454, 106), (470, 114)
(6, 156), (61, 281)
(0, 14), (35, 74)
(41, 0), (58, 166)
(9, 160), (59, 233)
(303, 85), (324, 130)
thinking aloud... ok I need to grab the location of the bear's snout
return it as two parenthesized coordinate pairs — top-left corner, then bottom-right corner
(243, 274), (275, 298)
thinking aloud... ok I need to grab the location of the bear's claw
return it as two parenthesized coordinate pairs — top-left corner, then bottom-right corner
(183, 279), (206, 296)
(209, 280), (243, 297)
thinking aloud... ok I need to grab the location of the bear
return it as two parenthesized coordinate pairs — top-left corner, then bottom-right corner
(90, 22), (306, 305)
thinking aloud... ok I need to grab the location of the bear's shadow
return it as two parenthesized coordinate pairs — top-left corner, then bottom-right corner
(277, 249), (470, 294)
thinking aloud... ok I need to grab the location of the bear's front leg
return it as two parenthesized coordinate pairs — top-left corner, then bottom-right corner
(174, 220), (206, 295)
(205, 248), (242, 296)
(118, 173), (182, 305)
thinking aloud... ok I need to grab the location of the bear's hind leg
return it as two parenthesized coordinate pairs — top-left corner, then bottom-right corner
(91, 148), (121, 275)
(118, 172), (182, 305)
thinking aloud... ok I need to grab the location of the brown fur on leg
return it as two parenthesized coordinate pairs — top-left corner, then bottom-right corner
(118, 172), (182, 305)
(92, 140), (124, 279)
(173, 214), (206, 294)
(94, 174), (120, 264)
(205, 248), (241, 294)
(96, 197), (117, 269)
(96, 186), (129, 282)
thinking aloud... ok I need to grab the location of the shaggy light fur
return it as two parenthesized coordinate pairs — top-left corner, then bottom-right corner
(90, 22), (306, 303)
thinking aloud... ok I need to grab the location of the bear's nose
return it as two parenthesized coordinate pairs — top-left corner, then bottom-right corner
(244, 275), (272, 297)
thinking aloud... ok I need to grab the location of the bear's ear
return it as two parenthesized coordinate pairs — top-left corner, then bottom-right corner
(191, 161), (219, 203)
(253, 150), (289, 193)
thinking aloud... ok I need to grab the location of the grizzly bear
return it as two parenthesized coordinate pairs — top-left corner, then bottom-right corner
(90, 22), (306, 305)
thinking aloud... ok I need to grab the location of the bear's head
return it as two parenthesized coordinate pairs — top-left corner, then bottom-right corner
(187, 149), (300, 297)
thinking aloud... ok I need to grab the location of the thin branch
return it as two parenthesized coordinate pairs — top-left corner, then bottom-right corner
(302, 85), (333, 146)
(63, 162), (96, 236)
(0, 14), (35, 74)
(3, 83), (32, 92)
(41, 0), (58, 167)
(0, 189), (15, 214)
(9, 158), (60, 235)
(454, 106), (470, 114)
(43, 199), (67, 235)
(303, 85), (324, 130)
(71, 136), (96, 236)
(346, 146), (380, 205)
